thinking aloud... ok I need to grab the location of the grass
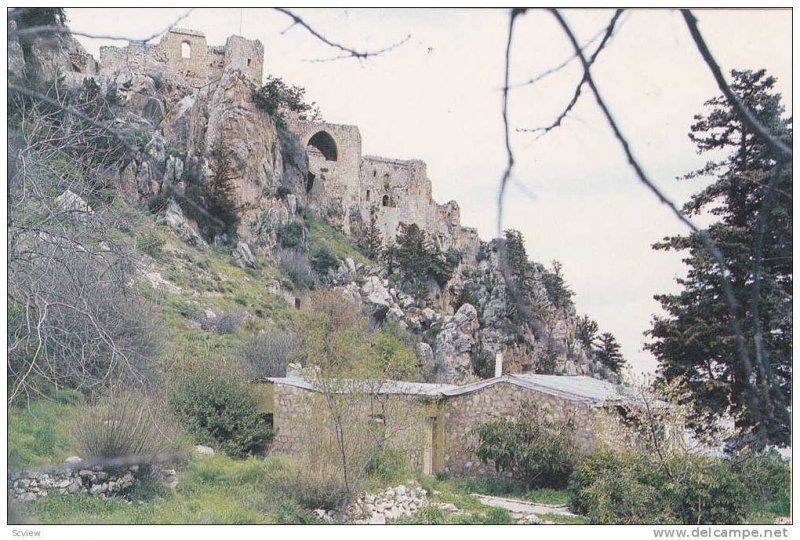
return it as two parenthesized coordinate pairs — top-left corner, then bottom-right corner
(307, 218), (372, 266)
(8, 393), (82, 470)
(451, 476), (571, 506)
(10, 452), (317, 525)
(538, 513), (589, 524)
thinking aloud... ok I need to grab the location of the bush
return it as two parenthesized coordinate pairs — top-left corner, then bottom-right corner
(731, 450), (790, 516)
(167, 360), (273, 458)
(202, 311), (245, 334)
(674, 456), (749, 525)
(365, 447), (408, 484)
(278, 249), (316, 290)
(276, 221), (306, 249)
(237, 327), (296, 378)
(470, 401), (576, 489)
(74, 390), (187, 463)
(569, 450), (676, 524)
(310, 246), (339, 276)
(268, 458), (347, 511)
(570, 450), (753, 525)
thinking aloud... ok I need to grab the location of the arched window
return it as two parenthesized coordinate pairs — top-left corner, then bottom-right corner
(382, 195), (390, 207)
(307, 131), (338, 161)
(181, 41), (192, 59)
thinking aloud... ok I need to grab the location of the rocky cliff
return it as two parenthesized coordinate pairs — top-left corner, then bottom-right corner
(9, 25), (617, 384)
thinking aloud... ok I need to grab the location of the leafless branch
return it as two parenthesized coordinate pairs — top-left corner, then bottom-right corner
(681, 10), (792, 162)
(8, 83), (141, 159)
(9, 8), (194, 43)
(508, 11), (628, 90)
(517, 9), (622, 137)
(549, 8), (755, 401)
(497, 8), (526, 237)
(274, 7), (410, 62)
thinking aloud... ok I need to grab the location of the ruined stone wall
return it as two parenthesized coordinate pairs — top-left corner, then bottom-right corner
(441, 382), (601, 477)
(99, 28), (263, 87)
(223, 35), (264, 83)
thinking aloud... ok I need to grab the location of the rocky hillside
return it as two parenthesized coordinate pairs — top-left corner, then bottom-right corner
(8, 25), (620, 384)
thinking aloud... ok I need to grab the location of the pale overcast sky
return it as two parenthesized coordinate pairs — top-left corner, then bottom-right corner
(67, 8), (792, 375)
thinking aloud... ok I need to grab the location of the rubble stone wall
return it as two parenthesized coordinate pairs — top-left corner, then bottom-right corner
(441, 382), (601, 477)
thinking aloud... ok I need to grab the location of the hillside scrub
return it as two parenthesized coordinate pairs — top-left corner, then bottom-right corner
(166, 359), (273, 458)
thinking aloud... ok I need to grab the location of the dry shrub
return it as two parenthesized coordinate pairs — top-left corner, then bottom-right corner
(236, 327), (296, 378)
(74, 390), (187, 464)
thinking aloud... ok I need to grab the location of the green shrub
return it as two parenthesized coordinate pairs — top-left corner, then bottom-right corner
(366, 447), (408, 484)
(310, 246), (340, 276)
(569, 451), (675, 524)
(570, 450), (753, 525)
(167, 360), (273, 458)
(276, 221), (306, 249)
(732, 450), (790, 515)
(74, 390), (187, 463)
(470, 401), (576, 489)
(674, 456), (748, 525)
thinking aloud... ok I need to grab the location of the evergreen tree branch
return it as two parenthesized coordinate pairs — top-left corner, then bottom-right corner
(681, 10), (792, 162)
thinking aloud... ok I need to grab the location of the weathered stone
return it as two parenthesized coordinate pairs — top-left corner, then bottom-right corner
(194, 445), (215, 455)
(156, 198), (208, 249)
(232, 241), (257, 268)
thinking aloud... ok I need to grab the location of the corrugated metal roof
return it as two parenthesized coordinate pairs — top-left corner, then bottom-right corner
(261, 376), (457, 396)
(508, 374), (627, 404)
(260, 373), (628, 405)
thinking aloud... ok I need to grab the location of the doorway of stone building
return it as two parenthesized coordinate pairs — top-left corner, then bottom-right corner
(423, 417), (435, 475)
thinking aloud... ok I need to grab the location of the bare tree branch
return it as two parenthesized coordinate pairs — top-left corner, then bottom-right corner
(274, 7), (410, 61)
(681, 9), (792, 162)
(508, 10), (628, 90)
(517, 9), (622, 137)
(9, 8), (195, 43)
(8, 83), (141, 159)
(497, 8), (526, 237)
(549, 8), (756, 404)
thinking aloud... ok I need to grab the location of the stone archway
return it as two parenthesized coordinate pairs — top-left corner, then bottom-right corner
(307, 131), (338, 161)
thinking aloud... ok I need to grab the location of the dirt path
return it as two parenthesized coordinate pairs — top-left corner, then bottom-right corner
(472, 493), (579, 517)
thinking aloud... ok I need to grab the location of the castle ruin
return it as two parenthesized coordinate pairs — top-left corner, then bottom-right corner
(89, 28), (479, 255)
(99, 28), (263, 86)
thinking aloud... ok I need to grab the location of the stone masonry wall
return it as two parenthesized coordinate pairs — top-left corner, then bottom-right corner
(441, 382), (600, 477)
(99, 28), (263, 88)
(269, 382), (434, 472)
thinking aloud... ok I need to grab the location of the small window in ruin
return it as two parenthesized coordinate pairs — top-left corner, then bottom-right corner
(181, 41), (192, 59)
(294, 298), (301, 309)
(373, 169), (377, 177)
(247, 58), (252, 66)
(306, 172), (316, 194)
(382, 195), (390, 207)
(366, 189), (371, 202)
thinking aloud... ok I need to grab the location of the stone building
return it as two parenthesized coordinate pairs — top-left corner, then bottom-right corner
(99, 28), (263, 87)
(289, 118), (481, 256)
(253, 368), (631, 477)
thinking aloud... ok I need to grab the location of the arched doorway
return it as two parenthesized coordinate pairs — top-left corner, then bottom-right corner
(307, 131), (338, 161)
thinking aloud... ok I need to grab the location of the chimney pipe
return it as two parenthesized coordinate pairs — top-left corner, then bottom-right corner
(494, 352), (503, 378)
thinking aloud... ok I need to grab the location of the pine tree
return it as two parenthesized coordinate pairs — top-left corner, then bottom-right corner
(646, 69), (792, 449)
(363, 207), (383, 260)
(594, 333), (625, 373)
